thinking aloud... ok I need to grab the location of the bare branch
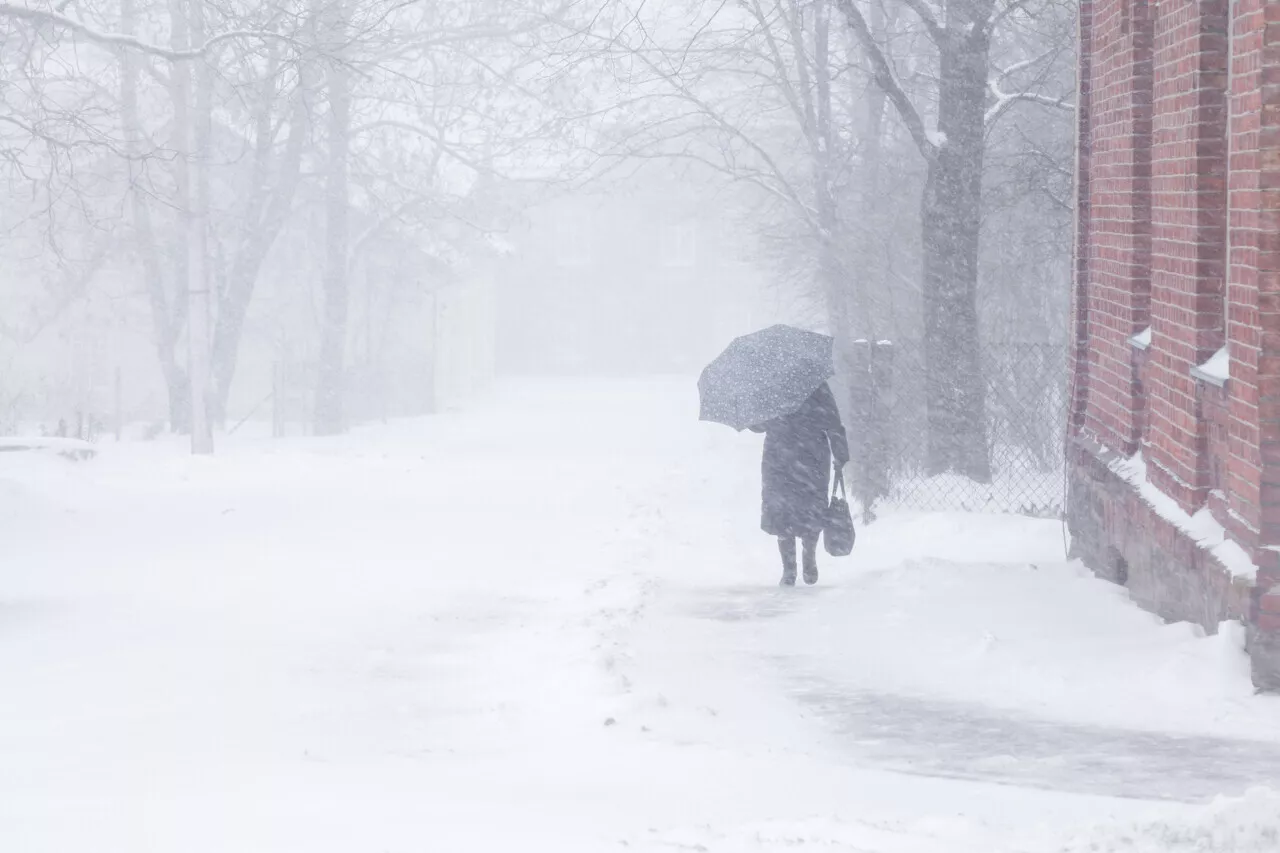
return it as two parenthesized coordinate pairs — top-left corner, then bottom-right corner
(745, 0), (813, 138)
(834, 0), (936, 160)
(0, 3), (301, 61)
(898, 0), (945, 44)
(982, 0), (1036, 36)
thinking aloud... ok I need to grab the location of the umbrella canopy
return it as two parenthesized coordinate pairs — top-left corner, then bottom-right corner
(698, 325), (835, 430)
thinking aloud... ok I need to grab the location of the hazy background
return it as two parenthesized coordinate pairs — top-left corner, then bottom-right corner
(0, 0), (1074, 510)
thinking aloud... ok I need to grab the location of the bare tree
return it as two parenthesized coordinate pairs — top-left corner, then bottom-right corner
(207, 48), (309, 428)
(836, 0), (1072, 481)
(313, 0), (352, 435)
(118, 0), (188, 432)
(586, 0), (858, 322)
(0, 0), (314, 452)
(306, 0), (597, 434)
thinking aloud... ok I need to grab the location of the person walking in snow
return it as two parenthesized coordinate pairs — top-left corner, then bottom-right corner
(750, 381), (849, 586)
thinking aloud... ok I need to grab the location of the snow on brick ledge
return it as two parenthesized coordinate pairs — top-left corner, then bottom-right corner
(1129, 326), (1152, 350)
(1108, 451), (1257, 581)
(1192, 346), (1229, 387)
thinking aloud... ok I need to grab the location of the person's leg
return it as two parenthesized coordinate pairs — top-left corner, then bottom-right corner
(777, 536), (797, 586)
(802, 533), (819, 585)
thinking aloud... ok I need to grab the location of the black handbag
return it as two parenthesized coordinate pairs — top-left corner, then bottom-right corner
(824, 472), (855, 557)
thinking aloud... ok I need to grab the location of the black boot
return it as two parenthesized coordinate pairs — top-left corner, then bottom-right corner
(778, 536), (797, 586)
(802, 535), (819, 585)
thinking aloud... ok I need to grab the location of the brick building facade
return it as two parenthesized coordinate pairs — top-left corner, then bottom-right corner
(1069, 0), (1280, 687)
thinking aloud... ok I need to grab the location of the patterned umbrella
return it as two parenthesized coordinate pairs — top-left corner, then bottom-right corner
(698, 325), (835, 431)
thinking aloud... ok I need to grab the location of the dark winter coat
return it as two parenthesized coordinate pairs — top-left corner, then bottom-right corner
(751, 382), (850, 538)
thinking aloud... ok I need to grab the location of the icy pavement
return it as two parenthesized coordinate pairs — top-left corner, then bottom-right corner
(4, 379), (1280, 851)
(686, 583), (1280, 802)
(789, 677), (1280, 802)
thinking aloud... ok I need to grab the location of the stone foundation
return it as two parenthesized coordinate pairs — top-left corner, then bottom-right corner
(1067, 436), (1268, 676)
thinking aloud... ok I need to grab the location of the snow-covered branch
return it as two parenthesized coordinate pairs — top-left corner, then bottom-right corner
(985, 76), (1074, 125)
(835, 0), (937, 161)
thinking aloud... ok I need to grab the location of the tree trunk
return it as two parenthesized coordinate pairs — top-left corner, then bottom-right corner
(922, 22), (990, 481)
(121, 0), (189, 432)
(209, 88), (307, 427)
(314, 5), (351, 436)
(837, 0), (994, 483)
(166, 0), (201, 443)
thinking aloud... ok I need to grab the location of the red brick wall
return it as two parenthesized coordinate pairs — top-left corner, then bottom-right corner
(1080, 0), (1155, 454)
(1073, 0), (1280, 690)
(1144, 0), (1229, 510)
(1226, 2), (1280, 646)
(1223, 0), (1268, 550)
(1076, 0), (1262, 529)
(1251, 12), (1280, 555)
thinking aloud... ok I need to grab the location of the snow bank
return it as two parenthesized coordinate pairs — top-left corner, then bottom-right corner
(1049, 787), (1280, 852)
(770, 554), (1275, 738)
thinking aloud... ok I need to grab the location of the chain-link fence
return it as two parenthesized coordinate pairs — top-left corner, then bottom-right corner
(845, 340), (1067, 519)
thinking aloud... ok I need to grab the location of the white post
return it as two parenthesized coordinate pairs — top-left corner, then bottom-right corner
(187, 0), (214, 454)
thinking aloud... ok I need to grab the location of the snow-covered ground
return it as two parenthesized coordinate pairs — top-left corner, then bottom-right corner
(4, 378), (1280, 851)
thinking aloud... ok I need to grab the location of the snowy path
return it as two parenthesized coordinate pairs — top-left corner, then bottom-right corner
(4, 379), (1280, 851)
(696, 590), (1280, 802)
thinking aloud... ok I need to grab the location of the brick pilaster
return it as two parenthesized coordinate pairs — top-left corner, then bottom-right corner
(1224, 0), (1275, 551)
(1144, 0), (1230, 511)
(1084, 0), (1155, 454)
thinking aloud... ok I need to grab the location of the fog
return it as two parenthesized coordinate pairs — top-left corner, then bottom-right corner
(6, 3), (1208, 851)
(0, 155), (776, 434)
(0, 0), (1074, 459)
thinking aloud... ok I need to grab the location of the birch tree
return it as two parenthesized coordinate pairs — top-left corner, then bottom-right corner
(164, 0), (215, 453)
(313, 0), (351, 436)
